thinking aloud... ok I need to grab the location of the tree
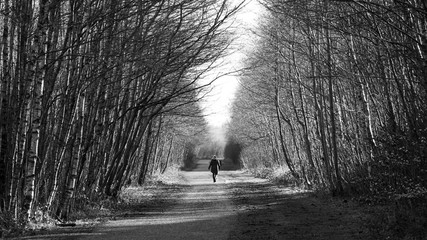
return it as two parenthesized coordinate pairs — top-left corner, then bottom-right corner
(229, 0), (427, 199)
(0, 0), (242, 223)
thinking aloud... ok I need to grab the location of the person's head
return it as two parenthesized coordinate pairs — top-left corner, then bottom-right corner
(213, 155), (216, 159)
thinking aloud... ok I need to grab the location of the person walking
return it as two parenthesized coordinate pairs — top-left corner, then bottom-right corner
(208, 155), (221, 182)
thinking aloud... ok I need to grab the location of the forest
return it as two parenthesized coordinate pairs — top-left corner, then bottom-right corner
(228, 0), (427, 236)
(0, 0), (239, 227)
(1, 0), (427, 238)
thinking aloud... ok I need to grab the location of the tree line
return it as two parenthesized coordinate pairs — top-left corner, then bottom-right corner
(0, 0), (239, 223)
(229, 0), (427, 201)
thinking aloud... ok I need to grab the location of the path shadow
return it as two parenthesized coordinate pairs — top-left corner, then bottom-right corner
(24, 213), (236, 240)
(227, 181), (370, 240)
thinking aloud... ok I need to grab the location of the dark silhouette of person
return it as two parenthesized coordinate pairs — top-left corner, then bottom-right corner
(208, 155), (221, 182)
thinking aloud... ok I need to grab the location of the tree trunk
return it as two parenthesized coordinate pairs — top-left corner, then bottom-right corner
(274, 86), (298, 179)
(324, 4), (343, 194)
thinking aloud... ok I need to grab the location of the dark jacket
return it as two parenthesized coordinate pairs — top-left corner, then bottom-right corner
(208, 159), (221, 174)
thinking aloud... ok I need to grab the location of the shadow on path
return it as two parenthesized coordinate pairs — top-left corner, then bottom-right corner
(227, 181), (370, 240)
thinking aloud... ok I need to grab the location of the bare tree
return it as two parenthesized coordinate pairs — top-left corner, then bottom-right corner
(229, 0), (427, 201)
(0, 0), (242, 223)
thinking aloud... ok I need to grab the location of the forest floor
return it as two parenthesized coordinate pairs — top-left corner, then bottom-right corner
(15, 160), (376, 240)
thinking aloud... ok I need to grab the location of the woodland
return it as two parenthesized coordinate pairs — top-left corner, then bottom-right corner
(0, 0), (426, 239)
(0, 0), (239, 231)
(228, 0), (427, 237)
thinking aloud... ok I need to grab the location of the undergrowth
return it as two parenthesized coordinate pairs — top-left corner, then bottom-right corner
(71, 164), (184, 220)
(145, 164), (186, 185)
(0, 210), (25, 238)
(347, 127), (427, 240)
(2, 164), (185, 239)
(248, 166), (302, 187)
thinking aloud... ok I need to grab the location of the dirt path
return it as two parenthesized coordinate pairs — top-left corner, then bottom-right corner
(78, 171), (239, 240)
(20, 160), (371, 239)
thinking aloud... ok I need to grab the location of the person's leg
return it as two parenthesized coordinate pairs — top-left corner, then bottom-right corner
(212, 173), (216, 182)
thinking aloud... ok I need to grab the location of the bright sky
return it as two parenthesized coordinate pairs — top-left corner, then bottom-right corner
(201, 0), (261, 128)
